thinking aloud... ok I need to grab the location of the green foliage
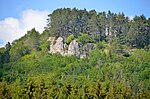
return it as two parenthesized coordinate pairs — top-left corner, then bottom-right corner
(77, 33), (93, 44)
(66, 34), (74, 44)
(39, 29), (50, 51)
(0, 81), (11, 99)
(96, 41), (106, 49)
(1, 42), (150, 98)
(10, 28), (40, 61)
(0, 8), (150, 98)
(46, 8), (150, 48)
(40, 42), (49, 51)
(126, 15), (149, 48)
(10, 41), (30, 61)
(2, 42), (11, 64)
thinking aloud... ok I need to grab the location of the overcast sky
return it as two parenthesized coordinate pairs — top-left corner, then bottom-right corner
(0, 0), (150, 47)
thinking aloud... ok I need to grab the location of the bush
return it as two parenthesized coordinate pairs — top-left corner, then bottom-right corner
(77, 33), (92, 45)
(96, 41), (106, 49)
(66, 34), (74, 44)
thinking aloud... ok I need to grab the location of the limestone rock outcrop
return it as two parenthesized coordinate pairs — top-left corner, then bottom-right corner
(68, 40), (80, 56)
(83, 43), (95, 52)
(49, 37), (95, 58)
(78, 43), (94, 58)
(49, 37), (65, 55)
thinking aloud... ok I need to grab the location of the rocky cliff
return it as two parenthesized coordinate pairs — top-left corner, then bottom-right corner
(48, 37), (95, 58)
(49, 37), (65, 55)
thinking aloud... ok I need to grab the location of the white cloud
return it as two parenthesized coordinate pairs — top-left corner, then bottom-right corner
(0, 9), (49, 47)
(129, 16), (134, 20)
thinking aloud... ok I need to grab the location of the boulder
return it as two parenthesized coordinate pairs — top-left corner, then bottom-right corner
(79, 43), (95, 58)
(49, 37), (65, 55)
(67, 40), (80, 56)
(80, 54), (87, 58)
(84, 43), (95, 52)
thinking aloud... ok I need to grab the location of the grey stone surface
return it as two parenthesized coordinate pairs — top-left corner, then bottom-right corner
(49, 37), (95, 58)
(49, 37), (65, 55)
(68, 40), (80, 56)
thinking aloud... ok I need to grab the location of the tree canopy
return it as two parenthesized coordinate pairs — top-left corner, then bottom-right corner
(0, 8), (150, 98)
(46, 8), (150, 48)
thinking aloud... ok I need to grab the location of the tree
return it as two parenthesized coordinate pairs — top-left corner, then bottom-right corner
(77, 33), (93, 44)
(25, 28), (40, 50)
(0, 47), (5, 68)
(0, 81), (11, 99)
(87, 10), (99, 40)
(2, 42), (11, 63)
(97, 12), (107, 41)
(47, 8), (71, 37)
(10, 28), (40, 61)
(115, 12), (129, 44)
(126, 15), (149, 48)
(10, 41), (30, 61)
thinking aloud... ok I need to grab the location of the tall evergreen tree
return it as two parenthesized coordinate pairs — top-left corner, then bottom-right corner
(10, 28), (40, 61)
(97, 12), (107, 41)
(126, 15), (149, 48)
(87, 10), (99, 40)
(2, 42), (11, 63)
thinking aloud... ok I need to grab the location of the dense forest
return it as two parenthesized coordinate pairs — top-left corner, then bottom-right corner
(0, 8), (150, 98)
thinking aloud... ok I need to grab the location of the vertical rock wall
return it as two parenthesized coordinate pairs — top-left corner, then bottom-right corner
(49, 37), (95, 58)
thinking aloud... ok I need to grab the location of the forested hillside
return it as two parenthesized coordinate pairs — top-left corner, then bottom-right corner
(0, 8), (150, 98)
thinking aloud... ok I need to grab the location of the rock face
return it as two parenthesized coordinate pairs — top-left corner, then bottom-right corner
(79, 43), (95, 58)
(49, 37), (95, 58)
(84, 43), (95, 52)
(68, 40), (80, 56)
(49, 37), (65, 55)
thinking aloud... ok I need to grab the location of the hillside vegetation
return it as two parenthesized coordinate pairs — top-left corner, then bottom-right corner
(0, 8), (150, 98)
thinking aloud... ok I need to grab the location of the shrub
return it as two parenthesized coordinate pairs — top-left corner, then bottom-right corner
(66, 34), (74, 44)
(77, 33), (92, 45)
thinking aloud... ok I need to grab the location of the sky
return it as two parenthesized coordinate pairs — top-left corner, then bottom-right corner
(0, 0), (150, 47)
